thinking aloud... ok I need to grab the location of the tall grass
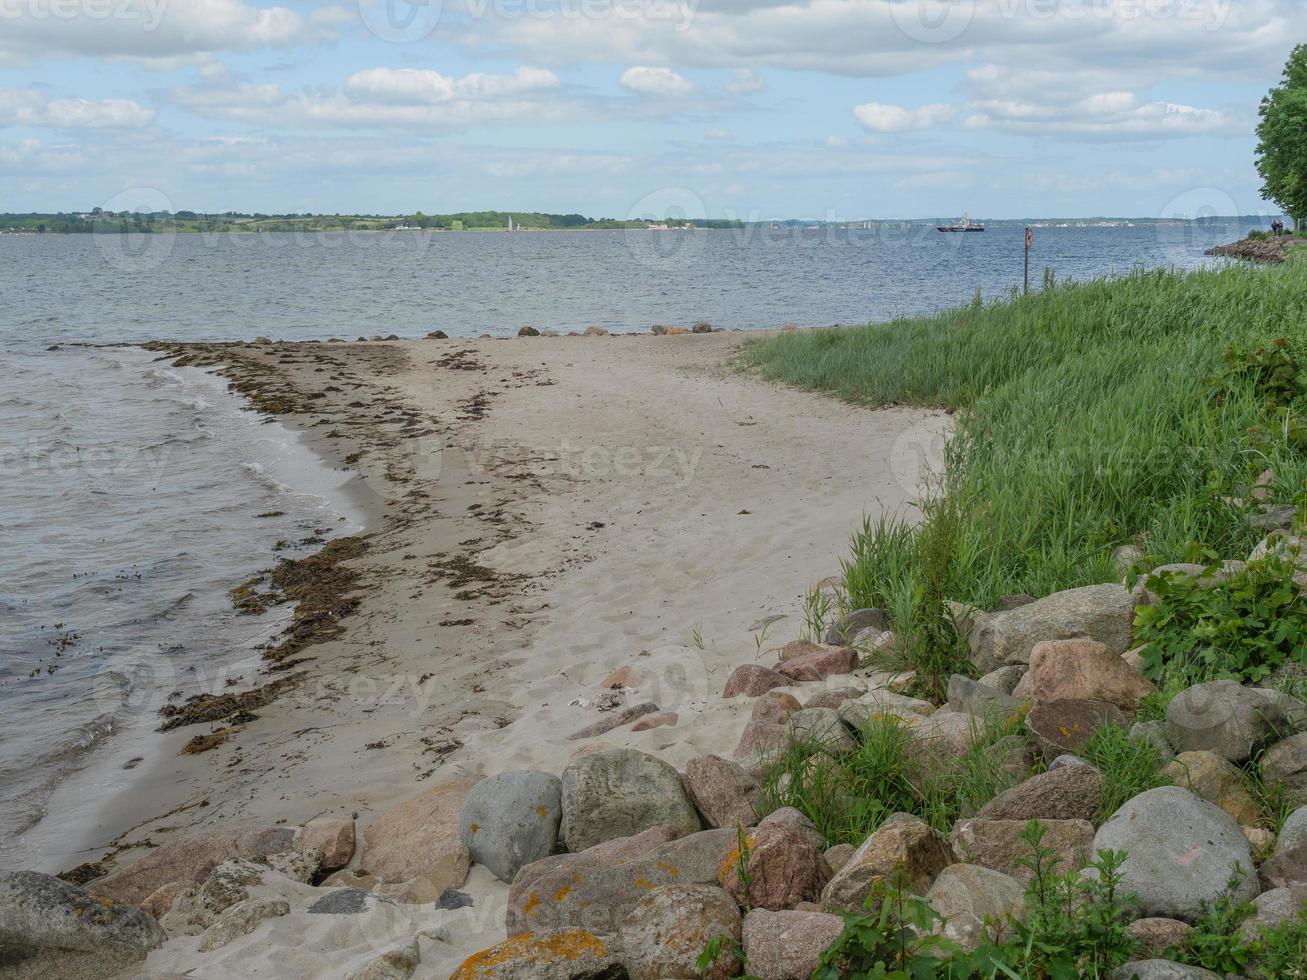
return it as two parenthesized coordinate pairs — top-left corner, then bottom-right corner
(743, 264), (1307, 689)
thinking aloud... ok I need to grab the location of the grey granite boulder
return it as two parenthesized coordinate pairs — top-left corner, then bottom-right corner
(742, 908), (844, 980)
(560, 748), (701, 852)
(824, 607), (889, 645)
(1261, 731), (1307, 806)
(1277, 804), (1307, 855)
(969, 584), (1135, 672)
(684, 755), (758, 830)
(1109, 961), (1220, 980)
(0, 870), (166, 980)
(975, 760), (1103, 823)
(618, 884), (741, 980)
(1165, 679), (1299, 764)
(925, 864), (1026, 951)
(1090, 786), (1257, 921)
(459, 770), (562, 882)
(947, 674), (1023, 720)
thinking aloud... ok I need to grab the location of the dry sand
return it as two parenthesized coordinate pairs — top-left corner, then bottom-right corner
(61, 332), (948, 976)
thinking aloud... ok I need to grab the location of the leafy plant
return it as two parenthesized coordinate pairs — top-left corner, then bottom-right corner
(1134, 554), (1307, 688)
(1178, 874), (1261, 974)
(695, 935), (753, 978)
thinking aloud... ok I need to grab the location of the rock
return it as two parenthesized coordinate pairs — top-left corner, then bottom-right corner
(1027, 639), (1154, 710)
(197, 897), (290, 951)
(757, 807), (826, 849)
(742, 908), (844, 980)
(264, 848), (321, 883)
(718, 822), (831, 910)
(308, 888), (390, 914)
(751, 691), (803, 725)
(925, 864), (1026, 950)
(823, 843), (855, 874)
(775, 646), (858, 682)
(1278, 804), (1307, 854)
(1162, 751), (1259, 825)
(438, 888), (475, 910)
(1242, 884), (1307, 938)
(567, 702), (661, 739)
(452, 928), (625, 979)
(361, 775), (477, 894)
(821, 814), (952, 913)
(1244, 826), (1275, 862)
(824, 608), (890, 645)
(685, 755), (758, 830)
(1258, 842), (1307, 889)
(1128, 918), (1193, 958)
(631, 711), (678, 731)
(1166, 680), (1298, 763)
(1261, 731), (1307, 805)
(692, 322), (714, 333)
(838, 689), (935, 728)
(722, 664), (791, 698)
(561, 748), (701, 852)
(650, 324), (668, 335)
(969, 584), (1135, 672)
(1129, 721), (1175, 763)
(294, 816), (356, 870)
(904, 711), (988, 767)
(253, 335), (272, 344)
(976, 765), (1103, 823)
(140, 881), (186, 920)
(803, 687), (865, 711)
(1109, 961), (1220, 980)
(0, 871), (166, 979)
(426, 330), (448, 339)
(780, 639), (825, 661)
(788, 707), (857, 755)
(976, 665), (1026, 696)
(1026, 699), (1126, 762)
(508, 828), (733, 936)
(346, 941), (421, 980)
(517, 326), (540, 337)
(950, 818), (1093, 883)
(1091, 785), (1257, 920)
(459, 771), (563, 883)
(85, 826), (295, 906)
(947, 674), (1023, 720)
(618, 884), (741, 980)
(582, 326), (609, 336)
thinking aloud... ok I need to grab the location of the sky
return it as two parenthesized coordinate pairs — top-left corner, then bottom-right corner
(0, 0), (1300, 219)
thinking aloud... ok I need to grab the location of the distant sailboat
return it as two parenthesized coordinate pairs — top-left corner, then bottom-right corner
(507, 215), (514, 232)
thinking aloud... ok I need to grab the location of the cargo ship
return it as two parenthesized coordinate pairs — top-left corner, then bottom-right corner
(937, 214), (985, 232)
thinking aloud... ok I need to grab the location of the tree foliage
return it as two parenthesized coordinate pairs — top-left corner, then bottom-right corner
(1256, 44), (1307, 225)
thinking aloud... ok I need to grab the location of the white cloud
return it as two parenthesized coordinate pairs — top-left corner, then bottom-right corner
(705, 127), (732, 140)
(0, 0), (344, 65)
(724, 68), (765, 95)
(853, 101), (955, 132)
(0, 89), (155, 129)
(343, 67), (560, 104)
(619, 66), (694, 97)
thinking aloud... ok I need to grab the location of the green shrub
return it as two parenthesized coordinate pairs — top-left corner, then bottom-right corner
(1134, 554), (1307, 688)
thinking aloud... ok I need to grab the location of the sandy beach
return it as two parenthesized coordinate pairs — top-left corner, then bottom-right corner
(51, 331), (946, 976)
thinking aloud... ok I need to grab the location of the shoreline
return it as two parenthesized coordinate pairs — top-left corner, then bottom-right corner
(51, 331), (945, 975)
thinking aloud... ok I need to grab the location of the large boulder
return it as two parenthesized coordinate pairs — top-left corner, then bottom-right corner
(1090, 786), (1258, 921)
(685, 755), (759, 830)
(0, 871), (166, 979)
(925, 864), (1026, 951)
(1026, 639), (1154, 710)
(1165, 680), (1299, 764)
(1026, 699), (1125, 762)
(775, 646), (858, 682)
(1277, 804), (1307, 855)
(837, 689), (935, 729)
(1109, 962), (1220, 980)
(718, 822), (831, 911)
(950, 818), (1093, 883)
(821, 814), (952, 914)
(1258, 842), (1307, 890)
(1241, 884), (1307, 939)
(742, 908), (844, 980)
(947, 675), (1023, 721)
(560, 748), (701, 852)
(969, 584), (1135, 672)
(1128, 918), (1193, 958)
(722, 664), (791, 698)
(824, 608), (889, 645)
(197, 896), (290, 952)
(459, 770), (562, 883)
(294, 816), (355, 871)
(788, 707), (857, 756)
(507, 828), (734, 936)
(1261, 732), (1307, 806)
(976, 765), (1103, 823)
(85, 826), (295, 906)
(1162, 751), (1259, 826)
(618, 884), (741, 980)
(360, 775), (477, 894)
(451, 928), (625, 979)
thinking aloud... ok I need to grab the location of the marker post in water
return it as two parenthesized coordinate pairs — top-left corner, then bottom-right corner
(1024, 226), (1033, 295)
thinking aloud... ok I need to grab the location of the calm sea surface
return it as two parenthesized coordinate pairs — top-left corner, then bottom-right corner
(0, 219), (1268, 865)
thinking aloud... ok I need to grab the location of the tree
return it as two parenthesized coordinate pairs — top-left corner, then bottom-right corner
(1256, 44), (1307, 230)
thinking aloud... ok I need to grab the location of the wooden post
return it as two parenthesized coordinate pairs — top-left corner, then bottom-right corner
(1023, 226), (1032, 295)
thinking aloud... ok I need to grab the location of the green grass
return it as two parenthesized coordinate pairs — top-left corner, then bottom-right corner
(742, 263), (1307, 691)
(757, 714), (1035, 845)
